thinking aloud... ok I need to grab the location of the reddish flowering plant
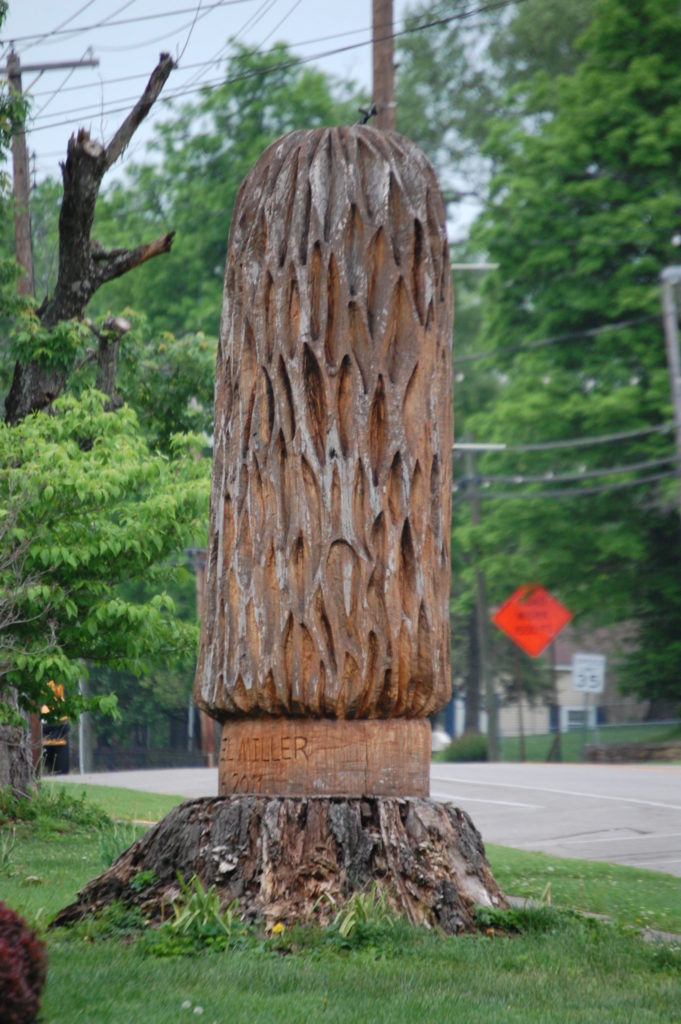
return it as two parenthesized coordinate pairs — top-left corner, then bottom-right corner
(0, 901), (47, 1024)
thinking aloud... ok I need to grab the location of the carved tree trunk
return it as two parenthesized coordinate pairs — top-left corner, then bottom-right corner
(194, 126), (453, 724)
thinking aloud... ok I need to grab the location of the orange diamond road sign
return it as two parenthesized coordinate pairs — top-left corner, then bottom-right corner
(492, 584), (572, 657)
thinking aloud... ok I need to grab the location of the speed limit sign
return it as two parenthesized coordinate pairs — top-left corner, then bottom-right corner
(572, 653), (606, 694)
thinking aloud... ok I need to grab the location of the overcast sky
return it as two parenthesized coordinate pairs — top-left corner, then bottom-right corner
(2, 0), (413, 184)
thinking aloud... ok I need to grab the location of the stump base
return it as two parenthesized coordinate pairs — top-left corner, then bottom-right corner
(219, 718), (431, 797)
(53, 796), (506, 934)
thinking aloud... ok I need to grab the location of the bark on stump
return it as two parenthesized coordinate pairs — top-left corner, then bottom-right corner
(52, 796), (505, 934)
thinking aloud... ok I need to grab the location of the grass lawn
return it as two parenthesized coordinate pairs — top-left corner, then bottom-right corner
(500, 722), (681, 763)
(2, 783), (680, 1023)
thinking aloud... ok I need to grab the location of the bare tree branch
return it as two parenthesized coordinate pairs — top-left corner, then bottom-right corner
(5, 53), (176, 424)
(104, 53), (175, 171)
(91, 231), (176, 286)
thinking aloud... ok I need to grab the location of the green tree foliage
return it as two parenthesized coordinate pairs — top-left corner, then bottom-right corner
(460, 0), (681, 704)
(396, 0), (594, 197)
(89, 44), (363, 338)
(0, 389), (208, 725)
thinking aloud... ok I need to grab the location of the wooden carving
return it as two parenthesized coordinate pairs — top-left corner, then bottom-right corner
(194, 126), (453, 791)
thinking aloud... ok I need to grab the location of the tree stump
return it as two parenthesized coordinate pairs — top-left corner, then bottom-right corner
(54, 127), (507, 935)
(52, 795), (505, 934)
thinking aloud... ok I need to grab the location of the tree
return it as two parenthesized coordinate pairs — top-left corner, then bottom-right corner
(395, 0), (595, 200)
(460, 0), (681, 707)
(0, 48), (212, 795)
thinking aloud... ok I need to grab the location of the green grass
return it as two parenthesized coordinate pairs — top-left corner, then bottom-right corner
(3, 784), (681, 1024)
(42, 779), (185, 822)
(486, 845), (681, 933)
(500, 722), (681, 763)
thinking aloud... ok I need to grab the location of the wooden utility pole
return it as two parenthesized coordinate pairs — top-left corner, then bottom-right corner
(661, 266), (681, 533)
(463, 442), (499, 761)
(4, 52), (100, 298)
(7, 52), (34, 296)
(372, 0), (395, 130)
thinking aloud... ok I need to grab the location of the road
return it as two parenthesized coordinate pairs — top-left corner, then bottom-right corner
(61, 761), (681, 877)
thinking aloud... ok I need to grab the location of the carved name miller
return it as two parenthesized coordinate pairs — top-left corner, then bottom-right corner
(221, 733), (310, 764)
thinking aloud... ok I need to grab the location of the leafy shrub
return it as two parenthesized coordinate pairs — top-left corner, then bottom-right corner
(435, 733), (487, 762)
(0, 902), (47, 1024)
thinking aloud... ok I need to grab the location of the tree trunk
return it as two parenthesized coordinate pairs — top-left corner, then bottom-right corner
(0, 708), (34, 797)
(194, 125), (453, 722)
(52, 795), (506, 933)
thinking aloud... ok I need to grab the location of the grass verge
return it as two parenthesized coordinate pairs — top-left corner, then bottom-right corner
(2, 783), (680, 1024)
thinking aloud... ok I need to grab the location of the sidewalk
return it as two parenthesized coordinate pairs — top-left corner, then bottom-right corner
(59, 767), (218, 799)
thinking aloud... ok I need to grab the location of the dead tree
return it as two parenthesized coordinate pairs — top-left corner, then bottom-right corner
(4, 53), (176, 425)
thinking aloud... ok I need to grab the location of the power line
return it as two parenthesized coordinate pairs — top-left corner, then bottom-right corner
(453, 313), (660, 365)
(454, 470), (678, 502)
(452, 422), (674, 454)
(18, 0), (100, 54)
(21, 0), (519, 133)
(459, 454), (677, 487)
(3, 1), (257, 46)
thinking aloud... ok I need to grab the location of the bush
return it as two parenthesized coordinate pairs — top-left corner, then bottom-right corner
(0, 902), (47, 1024)
(435, 733), (488, 762)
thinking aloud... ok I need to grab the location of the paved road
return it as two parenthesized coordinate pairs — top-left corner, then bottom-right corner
(61, 761), (681, 877)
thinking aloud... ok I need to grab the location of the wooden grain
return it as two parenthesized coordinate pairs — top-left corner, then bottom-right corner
(218, 718), (430, 796)
(194, 126), (454, 721)
(53, 795), (506, 934)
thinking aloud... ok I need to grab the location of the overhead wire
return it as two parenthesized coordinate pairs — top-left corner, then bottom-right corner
(19, 0), (520, 132)
(452, 422), (674, 454)
(456, 454), (678, 488)
(4, 0), (258, 46)
(18, 0), (100, 54)
(453, 313), (661, 365)
(454, 470), (679, 502)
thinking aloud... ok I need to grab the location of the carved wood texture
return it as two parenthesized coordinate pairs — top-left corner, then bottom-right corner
(194, 126), (453, 721)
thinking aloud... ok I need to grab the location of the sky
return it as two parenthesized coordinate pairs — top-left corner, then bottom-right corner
(2, 0), (413, 185)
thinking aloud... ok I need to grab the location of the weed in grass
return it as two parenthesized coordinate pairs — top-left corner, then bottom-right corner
(148, 874), (244, 957)
(0, 827), (16, 875)
(62, 901), (149, 944)
(97, 820), (139, 869)
(475, 904), (572, 935)
(129, 869), (158, 893)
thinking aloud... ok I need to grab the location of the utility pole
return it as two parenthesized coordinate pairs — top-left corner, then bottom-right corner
(661, 266), (681, 531)
(7, 52), (34, 296)
(372, 0), (395, 130)
(3, 51), (100, 297)
(462, 441), (499, 760)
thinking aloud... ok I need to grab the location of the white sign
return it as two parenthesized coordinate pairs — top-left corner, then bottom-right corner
(572, 653), (606, 694)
